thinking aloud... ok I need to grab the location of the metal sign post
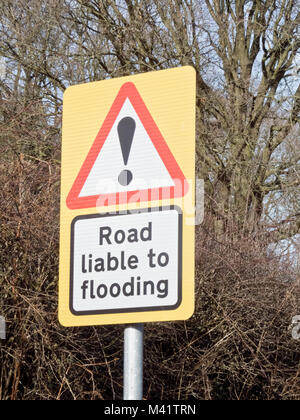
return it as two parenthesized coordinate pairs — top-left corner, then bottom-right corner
(123, 324), (144, 400)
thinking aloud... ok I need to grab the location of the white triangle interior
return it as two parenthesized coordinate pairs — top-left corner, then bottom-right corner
(79, 98), (175, 197)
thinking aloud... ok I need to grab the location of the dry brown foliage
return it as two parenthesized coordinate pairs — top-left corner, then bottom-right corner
(0, 152), (299, 399)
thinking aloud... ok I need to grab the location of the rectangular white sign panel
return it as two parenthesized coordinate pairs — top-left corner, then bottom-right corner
(70, 207), (182, 315)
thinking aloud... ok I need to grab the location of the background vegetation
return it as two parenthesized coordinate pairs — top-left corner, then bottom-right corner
(0, 0), (299, 399)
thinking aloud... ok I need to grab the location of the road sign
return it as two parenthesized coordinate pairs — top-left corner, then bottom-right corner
(59, 66), (195, 327)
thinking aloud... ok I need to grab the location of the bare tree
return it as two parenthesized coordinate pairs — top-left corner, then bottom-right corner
(1, 0), (299, 241)
(199, 0), (300, 241)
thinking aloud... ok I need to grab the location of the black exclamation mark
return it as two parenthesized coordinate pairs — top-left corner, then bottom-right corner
(117, 117), (135, 186)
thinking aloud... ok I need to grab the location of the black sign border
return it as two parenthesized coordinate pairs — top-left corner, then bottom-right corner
(69, 206), (183, 316)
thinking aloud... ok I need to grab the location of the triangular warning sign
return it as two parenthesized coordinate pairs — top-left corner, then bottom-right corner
(66, 82), (189, 209)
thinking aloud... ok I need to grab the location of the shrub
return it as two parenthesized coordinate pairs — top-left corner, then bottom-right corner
(0, 157), (299, 399)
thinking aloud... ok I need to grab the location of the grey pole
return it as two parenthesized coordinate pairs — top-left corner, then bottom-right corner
(123, 323), (144, 400)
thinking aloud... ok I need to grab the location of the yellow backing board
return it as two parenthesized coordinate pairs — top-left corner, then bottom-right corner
(59, 66), (195, 326)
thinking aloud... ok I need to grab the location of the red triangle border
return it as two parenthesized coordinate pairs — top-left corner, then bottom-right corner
(66, 82), (189, 210)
